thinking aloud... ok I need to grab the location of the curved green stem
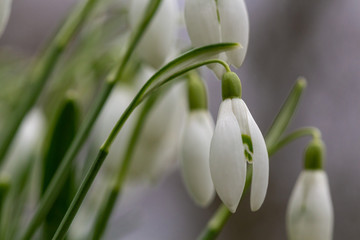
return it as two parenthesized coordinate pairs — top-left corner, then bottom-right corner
(0, 0), (100, 163)
(267, 127), (321, 156)
(91, 94), (159, 240)
(51, 58), (234, 240)
(90, 60), (230, 239)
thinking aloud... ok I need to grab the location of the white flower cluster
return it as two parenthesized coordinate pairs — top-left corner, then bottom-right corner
(181, 71), (269, 213)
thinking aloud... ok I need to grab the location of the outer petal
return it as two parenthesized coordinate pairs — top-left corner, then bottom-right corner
(129, 0), (179, 69)
(286, 171), (334, 240)
(181, 111), (215, 207)
(245, 102), (269, 211)
(0, 0), (11, 38)
(210, 99), (246, 213)
(218, 0), (249, 68)
(184, 0), (221, 47)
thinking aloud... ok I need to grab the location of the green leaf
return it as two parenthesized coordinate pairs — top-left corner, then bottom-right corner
(265, 77), (307, 148)
(42, 96), (79, 239)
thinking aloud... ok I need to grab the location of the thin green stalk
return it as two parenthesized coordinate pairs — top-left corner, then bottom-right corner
(0, 0), (100, 163)
(52, 148), (109, 240)
(91, 94), (159, 240)
(20, 0), (165, 239)
(267, 127), (321, 156)
(198, 168), (252, 240)
(90, 60), (230, 239)
(51, 58), (234, 240)
(265, 77), (307, 149)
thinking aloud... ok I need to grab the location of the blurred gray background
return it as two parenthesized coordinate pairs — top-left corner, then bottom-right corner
(1, 0), (359, 239)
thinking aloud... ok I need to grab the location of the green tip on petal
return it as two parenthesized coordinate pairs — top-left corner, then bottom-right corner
(187, 72), (208, 110)
(304, 138), (325, 170)
(221, 71), (242, 100)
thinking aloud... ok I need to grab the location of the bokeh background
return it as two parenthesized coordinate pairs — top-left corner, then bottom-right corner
(1, 0), (359, 239)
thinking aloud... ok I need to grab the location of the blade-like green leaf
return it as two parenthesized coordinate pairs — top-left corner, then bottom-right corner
(265, 77), (307, 148)
(42, 97), (79, 239)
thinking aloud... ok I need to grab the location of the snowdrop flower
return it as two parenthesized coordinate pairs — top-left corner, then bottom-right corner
(92, 85), (136, 172)
(181, 75), (215, 207)
(129, 0), (179, 69)
(287, 139), (334, 240)
(1, 108), (46, 179)
(0, 0), (12, 37)
(128, 80), (187, 183)
(210, 72), (268, 212)
(184, 0), (249, 78)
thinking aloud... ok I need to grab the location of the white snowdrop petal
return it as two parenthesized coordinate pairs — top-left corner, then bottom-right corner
(0, 0), (11, 38)
(181, 111), (215, 207)
(184, 0), (221, 47)
(210, 100), (246, 213)
(129, 0), (178, 69)
(231, 98), (250, 136)
(286, 171), (334, 240)
(218, 0), (249, 68)
(244, 103), (269, 211)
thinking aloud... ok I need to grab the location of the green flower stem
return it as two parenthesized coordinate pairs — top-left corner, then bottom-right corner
(51, 148), (109, 240)
(198, 169), (252, 240)
(0, 0), (100, 163)
(267, 127), (321, 156)
(265, 77), (307, 149)
(20, 0), (165, 238)
(51, 58), (234, 240)
(91, 94), (159, 240)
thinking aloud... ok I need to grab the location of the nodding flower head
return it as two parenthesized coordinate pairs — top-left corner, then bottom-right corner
(129, 0), (179, 69)
(184, 0), (249, 78)
(209, 72), (269, 212)
(181, 74), (215, 207)
(286, 139), (334, 240)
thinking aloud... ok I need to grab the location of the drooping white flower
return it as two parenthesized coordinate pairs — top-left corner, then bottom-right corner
(1, 108), (46, 179)
(181, 110), (215, 207)
(286, 139), (334, 240)
(286, 170), (334, 240)
(92, 85), (136, 173)
(210, 72), (268, 212)
(129, 0), (179, 69)
(128, 80), (187, 183)
(184, 0), (249, 78)
(0, 0), (12, 38)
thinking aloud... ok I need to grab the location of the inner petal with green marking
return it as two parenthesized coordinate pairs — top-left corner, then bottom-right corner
(242, 134), (253, 163)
